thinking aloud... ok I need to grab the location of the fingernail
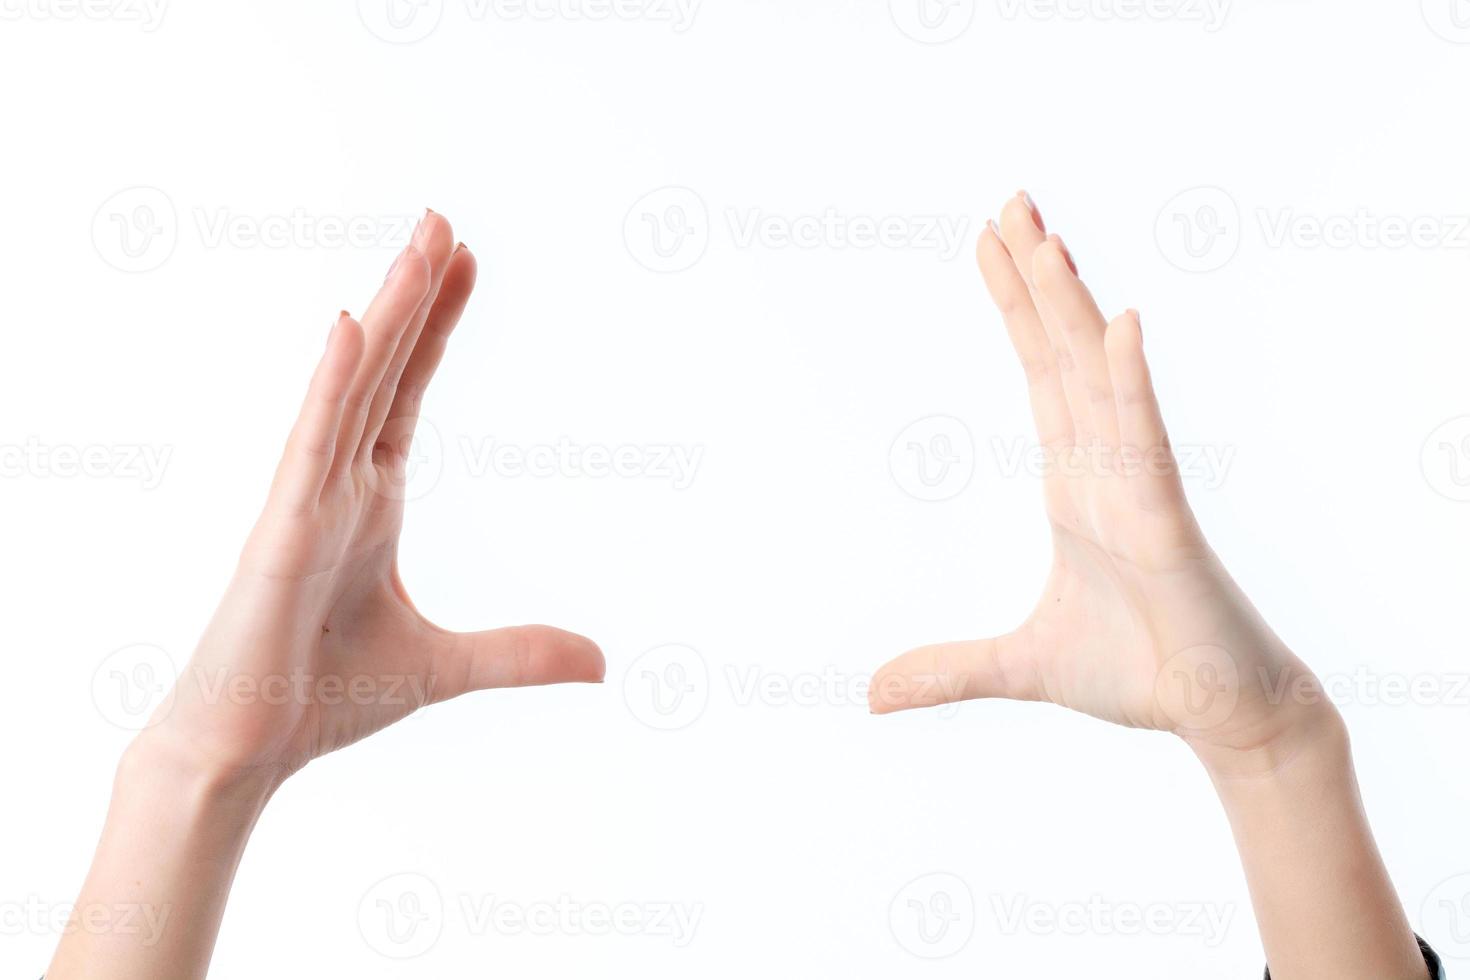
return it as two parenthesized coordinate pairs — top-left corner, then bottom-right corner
(453, 241), (467, 253)
(339, 309), (350, 320)
(411, 210), (432, 249)
(1019, 190), (1045, 232)
(1050, 233), (1078, 275)
(986, 218), (1000, 237)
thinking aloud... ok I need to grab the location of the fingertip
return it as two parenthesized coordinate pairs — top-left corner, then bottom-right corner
(1104, 309), (1144, 355)
(1031, 236), (1072, 288)
(999, 193), (1041, 247)
(412, 209), (457, 267)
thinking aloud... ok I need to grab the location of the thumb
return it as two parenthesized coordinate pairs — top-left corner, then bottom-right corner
(428, 625), (606, 705)
(868, 634), (1038, 715)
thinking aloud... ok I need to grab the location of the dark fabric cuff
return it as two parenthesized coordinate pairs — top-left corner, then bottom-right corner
(1264, 935), (1443, 979)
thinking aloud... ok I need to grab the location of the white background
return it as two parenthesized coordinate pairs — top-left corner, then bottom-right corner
(4, 1), (1470, 977)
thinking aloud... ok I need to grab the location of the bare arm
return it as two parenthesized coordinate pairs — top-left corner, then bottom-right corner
(870, 191), (1428, 980)
(47, 211), (604, 979)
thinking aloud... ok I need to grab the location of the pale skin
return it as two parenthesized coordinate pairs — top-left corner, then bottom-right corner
(47, 211), (605, 980)
(49, 201), (1427, 979)
(870, 192), (1429, 979)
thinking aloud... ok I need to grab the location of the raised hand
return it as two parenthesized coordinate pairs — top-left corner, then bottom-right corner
(143, 210), (604, 782)
(870, 192), (1330, 772)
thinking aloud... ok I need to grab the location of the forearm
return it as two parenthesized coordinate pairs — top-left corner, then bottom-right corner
(46, 736), (280, 980)
(1196, 709), (1427, 980)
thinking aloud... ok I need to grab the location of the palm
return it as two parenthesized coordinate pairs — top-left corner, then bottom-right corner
(147, 213), (603, 779)
(873, 194), (1300, 751)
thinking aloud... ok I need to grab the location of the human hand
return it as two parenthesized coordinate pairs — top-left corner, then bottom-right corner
(870, 193), (1335, 774)
(136, 210), (604, 786)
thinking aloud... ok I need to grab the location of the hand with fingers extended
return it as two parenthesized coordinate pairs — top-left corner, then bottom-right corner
(870, 191), (1327, 772)
(149, 209), (604, 782)
(869, 192), (1431, 980)
(47, 211), (603, 980)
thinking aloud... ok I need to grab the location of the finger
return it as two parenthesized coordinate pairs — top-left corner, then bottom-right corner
(360, 211), (457, 461)
(1032, 234), (1120, 448)
(977, 220), (1073, 448)
(998, 192), (1098, 444)
(868, 633), (1039, 715)
(428, 625), (606, 704)
(270, 313), (365, 512)
(379, 244), (477, 456)
(330, 243), (432, 481)
(1104, 311), (1185, 509)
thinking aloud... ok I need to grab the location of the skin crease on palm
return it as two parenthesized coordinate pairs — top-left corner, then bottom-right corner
(868, 192), (1334, 776)
(138, 210), (605, 783)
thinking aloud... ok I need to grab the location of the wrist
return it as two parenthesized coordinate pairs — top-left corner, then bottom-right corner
(1186, 695), (1350, 782)
(119, 729), (286, 822)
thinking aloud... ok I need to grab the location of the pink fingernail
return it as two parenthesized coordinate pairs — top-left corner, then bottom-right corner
(384, 248), (404, 283)
(1019, 190), (1045, 232)
(1050, 233), (1078, 275)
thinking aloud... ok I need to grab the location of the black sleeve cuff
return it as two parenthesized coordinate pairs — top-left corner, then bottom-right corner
(1265, 935), (1443, 979)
